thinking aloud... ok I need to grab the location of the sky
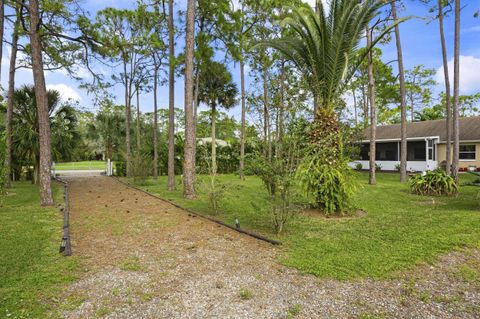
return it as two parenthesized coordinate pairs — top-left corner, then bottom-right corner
(2, 0), (480, 120)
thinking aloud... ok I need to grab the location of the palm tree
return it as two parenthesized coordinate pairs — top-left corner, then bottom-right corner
(12, 85), (79, 184)
(197, 61), (238, 174)
(87, 107), (125, 160)
(259, 1), (402, 213)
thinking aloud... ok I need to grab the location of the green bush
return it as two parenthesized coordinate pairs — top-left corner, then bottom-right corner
(355, 162), (363, 171)
(409, 169), (458, 196)
(296, 118), (357, 216)
(115, 161), (126, 177)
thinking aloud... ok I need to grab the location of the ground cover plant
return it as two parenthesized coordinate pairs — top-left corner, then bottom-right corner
(127, 172), (480, 279)
(0, 182), (80, 318)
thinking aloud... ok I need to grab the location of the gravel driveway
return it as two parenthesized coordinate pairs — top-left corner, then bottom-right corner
(59, 176), (480, 318)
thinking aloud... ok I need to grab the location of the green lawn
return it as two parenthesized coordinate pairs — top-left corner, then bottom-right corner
(0, 182), (80, 319)
(126, 172), (480, 280)
(54, 160), (106, 171)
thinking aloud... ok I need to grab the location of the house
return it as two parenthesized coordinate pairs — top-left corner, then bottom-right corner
(351, 116), (480, 172)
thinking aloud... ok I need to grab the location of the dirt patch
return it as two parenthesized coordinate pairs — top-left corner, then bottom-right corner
(57, 176), (480, 319)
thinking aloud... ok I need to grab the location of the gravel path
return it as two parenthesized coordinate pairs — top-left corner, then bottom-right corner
(59, 176), (480, 319)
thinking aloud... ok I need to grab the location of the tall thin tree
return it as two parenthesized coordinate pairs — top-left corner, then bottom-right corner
(0, 0), (4, 80)
(5, 2), (21, 188)
(183, 0), (196, 198)
(391, 0), (408, 182)
(167, 0), (176, 190)
(438, 0), (452, 175)
(367, 26), (377, 185)
(28, 0), (54, 205)
(452, 0), (460, 181)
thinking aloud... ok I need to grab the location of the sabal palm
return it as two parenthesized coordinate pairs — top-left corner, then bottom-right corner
(87, 110), (125, 160)
(262, 1), (399, 117)
(12, 85), (79, 182)
(197, 61), (238, 174)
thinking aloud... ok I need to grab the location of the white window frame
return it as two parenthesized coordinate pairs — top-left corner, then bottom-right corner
(459, 144), (476, 161)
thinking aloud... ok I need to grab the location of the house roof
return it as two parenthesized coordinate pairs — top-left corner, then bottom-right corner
(362, 116), (480, 142)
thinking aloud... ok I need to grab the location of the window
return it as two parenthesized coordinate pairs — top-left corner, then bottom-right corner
(460, 144), (476, 160)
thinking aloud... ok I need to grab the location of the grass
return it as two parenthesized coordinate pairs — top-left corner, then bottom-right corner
(125, 172), (480, 280)
(54, 160), (106, 171)
(0, 181), (80, 319)
(238, 287), (253, 300)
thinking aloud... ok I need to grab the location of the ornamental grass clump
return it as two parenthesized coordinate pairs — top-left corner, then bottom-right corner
(409, 169), (458, 196)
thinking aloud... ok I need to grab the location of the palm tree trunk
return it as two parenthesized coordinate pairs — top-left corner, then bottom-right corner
(239, 58), (246, 179)
(438, 1), (452, 175)
(391, 0), (408, 182)
(211, 104), (217, 175)
(136, 87), (141, 152)
(183, 0), (196, 199)
(366, 27), (376, 185)
(167, 0), (176, 190)
(153, 67), (159, 179)
(452, 0), (460, 182)
(5, 5), (20, 189)
(28, 0), (54, 206)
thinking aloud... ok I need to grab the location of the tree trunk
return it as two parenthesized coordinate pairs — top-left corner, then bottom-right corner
(278, 59), (285, 158)
(361, 84), (368, 127)
(5, 5), (20, 189)
(124, 62), (132, 177)
(239, 59), (246, 179)
(0, 0), (5, 81)
(452, 0), (460, 182)
(352, 88), (358, 126)
(167, 0), (176, 190)
(183, 0), (196, 199)
(263, 62), (271, 161)
(211, 104), (217, 175)
(153, 66), (159, 179)
(391, 0), (408, 182)
(29, 0), (54, 206)
(438, 0), (452, 175)
(136, 87), (141, 152)
(366, 27), (377, 185)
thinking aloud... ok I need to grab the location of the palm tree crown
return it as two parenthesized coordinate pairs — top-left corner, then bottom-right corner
(261, 0), (401, 117)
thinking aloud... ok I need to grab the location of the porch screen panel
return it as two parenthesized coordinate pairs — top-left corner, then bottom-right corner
(407, 141), (426, 161)
(375, 142), (398, 161)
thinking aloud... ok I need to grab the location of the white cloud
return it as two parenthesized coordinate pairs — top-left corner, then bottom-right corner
(462, 26), (480, 33)
(46, 83), (82, 102)
(435, 55), (480, 94)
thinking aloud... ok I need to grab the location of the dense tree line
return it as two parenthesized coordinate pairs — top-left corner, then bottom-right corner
(0, 0), (476, 213)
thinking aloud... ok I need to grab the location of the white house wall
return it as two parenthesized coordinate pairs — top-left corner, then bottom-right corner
(349, 160), (428, 172)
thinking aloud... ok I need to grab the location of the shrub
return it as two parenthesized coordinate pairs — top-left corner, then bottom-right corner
(375, 163), (382, 171)
(394, 163), (400, 172)
(296, 120), (357, 216)
(355, 162), (363, 171)
(115, 161), (126, 177)
(409, 169), (458, 196)
(131, 152), (152, 185)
